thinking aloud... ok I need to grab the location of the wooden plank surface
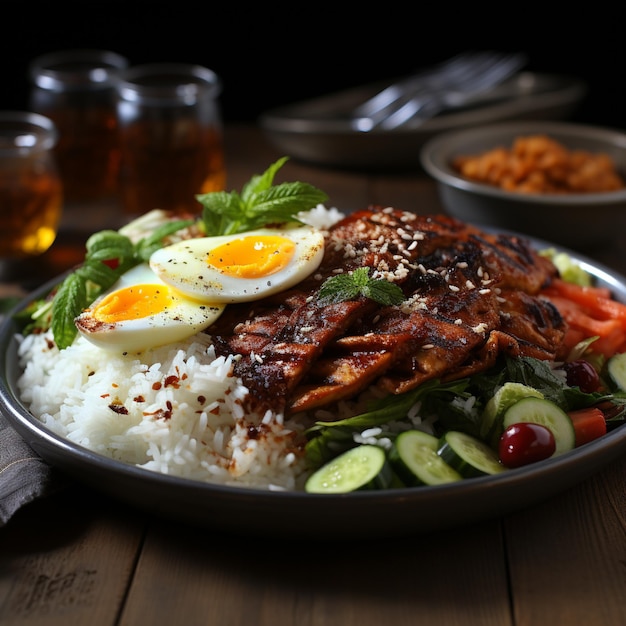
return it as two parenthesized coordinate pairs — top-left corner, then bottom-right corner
(0, 486), (146, 626)
(505, 454), (626, 626)
(118, 518), (512, 626)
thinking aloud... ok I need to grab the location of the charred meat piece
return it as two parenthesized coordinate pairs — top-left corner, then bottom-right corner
(207, 207), (566, 416)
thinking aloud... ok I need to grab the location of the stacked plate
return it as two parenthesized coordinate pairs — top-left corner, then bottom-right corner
(260, 71), (587, 171)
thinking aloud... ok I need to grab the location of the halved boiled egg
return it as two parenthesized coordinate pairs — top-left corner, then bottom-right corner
(75, 264), (225, 352)
(149, 224), (325, 303)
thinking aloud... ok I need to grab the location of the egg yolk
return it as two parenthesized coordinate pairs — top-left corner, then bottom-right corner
(92, 284), (173, 323)
(206, 235), (296, 278)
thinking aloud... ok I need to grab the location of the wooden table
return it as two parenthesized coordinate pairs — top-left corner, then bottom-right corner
(1, 124), (626, 626)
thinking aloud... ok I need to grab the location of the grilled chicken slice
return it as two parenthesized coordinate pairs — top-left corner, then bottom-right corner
(207, 207), (566, 416)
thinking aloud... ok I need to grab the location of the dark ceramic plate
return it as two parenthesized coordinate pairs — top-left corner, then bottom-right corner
(259, 72), (587, 171)
(1, 239), (626, 538)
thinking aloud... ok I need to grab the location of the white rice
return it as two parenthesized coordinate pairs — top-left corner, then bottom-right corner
(16, 330), (311, 490)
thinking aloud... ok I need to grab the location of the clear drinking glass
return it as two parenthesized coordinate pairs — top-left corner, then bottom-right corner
(0, 112), (63, 259)
(115, 63), (226, 216)
(28, 49), (129, 204)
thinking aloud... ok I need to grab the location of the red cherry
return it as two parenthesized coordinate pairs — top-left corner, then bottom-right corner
(562, 359), (601, 393)
(498, 422), (556, 468)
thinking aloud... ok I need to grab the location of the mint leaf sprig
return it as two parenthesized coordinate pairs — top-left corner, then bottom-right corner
(197, 157), (329, 236)
(318, 267), (405, 306)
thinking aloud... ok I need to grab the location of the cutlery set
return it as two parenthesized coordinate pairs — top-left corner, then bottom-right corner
(351, 51), (528, 131)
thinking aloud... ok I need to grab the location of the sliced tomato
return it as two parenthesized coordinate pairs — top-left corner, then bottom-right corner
(567, 407), (607, 447)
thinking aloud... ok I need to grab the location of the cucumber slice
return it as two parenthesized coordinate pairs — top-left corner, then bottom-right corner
(389, 430), (462, 486)
(607, 352), (626, 391)
(502, 397), (575, 456)
(480, 382), (544, 445)
(305, 445), (392, 493)
(437, 431), (505, 478)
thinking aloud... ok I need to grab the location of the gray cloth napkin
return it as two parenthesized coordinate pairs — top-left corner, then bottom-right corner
(0, 413), (60, 526)
(0, 301), (64, 526)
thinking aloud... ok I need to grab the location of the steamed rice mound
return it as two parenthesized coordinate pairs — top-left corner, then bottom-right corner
(16, 330), (309, 491)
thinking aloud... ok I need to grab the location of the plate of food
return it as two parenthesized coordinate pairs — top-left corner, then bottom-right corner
(2, 157), (626, 538)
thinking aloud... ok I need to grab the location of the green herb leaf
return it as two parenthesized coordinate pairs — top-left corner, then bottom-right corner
(197, 157), (328, 236)
(77, 259), (119, 292)
(85, 230), (134, 262)
(0, 296), (21, 315)
(51, 273), (87, 350)
(317, 268), (405, 306)
(134, 219), (195, 260)
(241, 155), (288, 201)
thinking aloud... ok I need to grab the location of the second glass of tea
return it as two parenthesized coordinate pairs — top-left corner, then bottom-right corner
(28, 49), (129, 204)
(115, 63), (226, 216)
(0, 112), (63, 260)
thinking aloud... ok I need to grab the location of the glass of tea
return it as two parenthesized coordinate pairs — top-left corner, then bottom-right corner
(115, 63), (226, 216)
(0, 112), (63, 259)
(28, 49), (129, 204)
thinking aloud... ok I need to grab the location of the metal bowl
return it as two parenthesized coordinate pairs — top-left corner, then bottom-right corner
(420, 121), (626, 250)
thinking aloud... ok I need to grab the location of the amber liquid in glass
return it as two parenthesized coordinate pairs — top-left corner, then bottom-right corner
(0, 167), (63, 257)
(47, 105), (121, 202)
(118, 120), (226, 216)
(31, 96), (121, 204)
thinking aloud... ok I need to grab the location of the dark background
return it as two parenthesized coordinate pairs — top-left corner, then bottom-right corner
(2, 3), (625, 129)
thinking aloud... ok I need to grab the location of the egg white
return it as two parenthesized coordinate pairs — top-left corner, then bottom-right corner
(75, 264), (225, 353)
(149, 224), (325, 303)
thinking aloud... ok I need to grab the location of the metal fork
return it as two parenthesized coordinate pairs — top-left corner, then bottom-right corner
(351, 51), (527, 132)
